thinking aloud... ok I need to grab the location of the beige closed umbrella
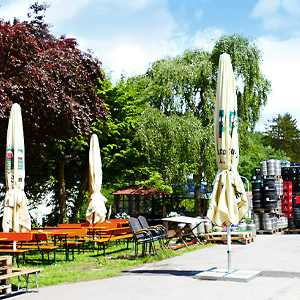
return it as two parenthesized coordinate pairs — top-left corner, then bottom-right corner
(2, 103), (31, 235)
(86, 134), (107, 224)
(195, 54), (261, 282)
(207, 53), (248, 230)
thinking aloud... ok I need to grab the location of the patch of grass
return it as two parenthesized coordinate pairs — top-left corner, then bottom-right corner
(10, 240), (212, 290)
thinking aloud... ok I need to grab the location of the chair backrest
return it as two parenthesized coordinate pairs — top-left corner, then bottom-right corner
(138, 216), (148, 229)
(128, 217), (146, 240)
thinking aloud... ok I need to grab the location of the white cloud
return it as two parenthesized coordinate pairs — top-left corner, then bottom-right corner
(0, 0), (92, 30)
(127, 0), (154, 11)
(252, 0), (300, 31)
(255, 36), (300, 131)
(44, 0), (93, 25)
(0, 0), (31, 22)
(74, 1), (178, 83)
(192, 27), (225, 51)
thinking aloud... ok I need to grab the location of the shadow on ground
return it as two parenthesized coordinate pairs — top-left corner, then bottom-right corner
(126, 269), (300, 279)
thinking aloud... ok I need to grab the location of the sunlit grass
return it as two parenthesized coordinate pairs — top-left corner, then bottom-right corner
(10, 239), (212, 290)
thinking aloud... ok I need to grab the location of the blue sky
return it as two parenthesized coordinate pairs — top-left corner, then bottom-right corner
(1, 0), (300, 132)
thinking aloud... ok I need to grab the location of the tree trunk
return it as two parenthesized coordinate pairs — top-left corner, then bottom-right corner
(58, 159), (66, 224)
(70, 160), (89, 223)
(194, 182), (201, 216)
(194, 167), (205, 217)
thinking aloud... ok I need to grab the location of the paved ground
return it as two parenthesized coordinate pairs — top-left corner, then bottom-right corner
(11, 233), (300, 300)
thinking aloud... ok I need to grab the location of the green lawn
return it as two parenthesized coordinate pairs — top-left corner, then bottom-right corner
(10, 239), (212, 290)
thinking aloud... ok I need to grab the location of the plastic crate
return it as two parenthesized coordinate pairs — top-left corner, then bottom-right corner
(282, 198), (293, 205)
(285, 212), (293, 219)
(282, 203), (293, 213)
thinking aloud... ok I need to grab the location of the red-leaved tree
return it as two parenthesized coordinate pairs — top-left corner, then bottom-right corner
(0, 3), (108, 223)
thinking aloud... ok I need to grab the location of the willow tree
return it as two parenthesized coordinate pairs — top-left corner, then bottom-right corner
(135, 106), (215, 215)
(145, 50), (215, 126)
(132, 34), (271, 215)
(211, 34), (271, 148)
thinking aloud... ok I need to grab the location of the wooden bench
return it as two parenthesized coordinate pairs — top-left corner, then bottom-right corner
(31, 228), (88, 261)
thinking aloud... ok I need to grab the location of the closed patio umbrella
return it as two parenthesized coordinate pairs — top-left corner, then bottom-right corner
(207, 53), (248, 231)
(195, 54), (261, 282)
(2, 103), (31, 234)
(86, 134), (107, 224)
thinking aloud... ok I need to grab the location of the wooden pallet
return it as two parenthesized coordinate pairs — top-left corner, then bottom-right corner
(207, 237), (254, 245)
(0, 256), (12, 295)
(253, 208), (280, 214)
(204, 231), (253, 245)
(283, 229), (300, 234)
(257, 227), (287, 234)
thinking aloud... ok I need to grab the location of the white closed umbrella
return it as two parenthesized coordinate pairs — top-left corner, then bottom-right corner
(207, 53), (248, 272)
(86, 134), (107, 224)
(2, 103), (31, 236)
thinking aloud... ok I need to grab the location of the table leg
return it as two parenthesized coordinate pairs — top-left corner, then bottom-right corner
(168, 222), (188, 247)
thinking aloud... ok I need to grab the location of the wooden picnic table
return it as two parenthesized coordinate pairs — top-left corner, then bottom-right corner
(31, 228), (87, 262)
(0, 232), (58, 265)
(162, 216), (205, 247)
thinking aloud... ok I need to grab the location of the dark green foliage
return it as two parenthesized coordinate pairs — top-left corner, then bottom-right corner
(135, 106), (215, 193)
(262, 113), (300, 162)
(239, 131), (289, 180)
(92, 76), (149, 191)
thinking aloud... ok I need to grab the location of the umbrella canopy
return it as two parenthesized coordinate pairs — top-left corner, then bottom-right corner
(2, 103), (31, 233)
(86, 134), (107, 224)
(207, 53), (248, 227)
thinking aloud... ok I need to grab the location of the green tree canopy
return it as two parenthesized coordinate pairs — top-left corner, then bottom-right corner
(211, 34), (271, 134)
(262, 113), (300, 162)
(239, 131), (290, 180)
(124, 34), (271, 215)
(145, 50), (215, 126)
(135, 106), (215, 215)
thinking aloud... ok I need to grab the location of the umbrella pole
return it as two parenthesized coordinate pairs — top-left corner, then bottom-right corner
(227, 224), (231, 273)
(13, 241), (16, 251)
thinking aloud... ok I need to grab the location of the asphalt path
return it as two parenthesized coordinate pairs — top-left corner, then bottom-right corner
(11, 233), (300, 300)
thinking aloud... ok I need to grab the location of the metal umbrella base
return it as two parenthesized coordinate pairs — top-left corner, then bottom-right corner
(195, 267), (262, 283)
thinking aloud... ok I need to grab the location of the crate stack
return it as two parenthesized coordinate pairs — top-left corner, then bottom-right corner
(282, 165), (300, 229)
(282, 181), (294, 229)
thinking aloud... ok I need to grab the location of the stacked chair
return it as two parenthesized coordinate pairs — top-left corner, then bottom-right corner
(128, 216), (169, 257)
(128, 217), (156, 257)
(137, 216), (169, 249)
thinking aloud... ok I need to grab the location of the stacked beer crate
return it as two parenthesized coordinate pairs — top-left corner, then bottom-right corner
(282, 181), (293, 228)
(282, 165), (300, 229)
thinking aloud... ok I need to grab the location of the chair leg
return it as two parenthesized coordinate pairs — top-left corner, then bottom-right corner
(135, 242), (138, 257)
